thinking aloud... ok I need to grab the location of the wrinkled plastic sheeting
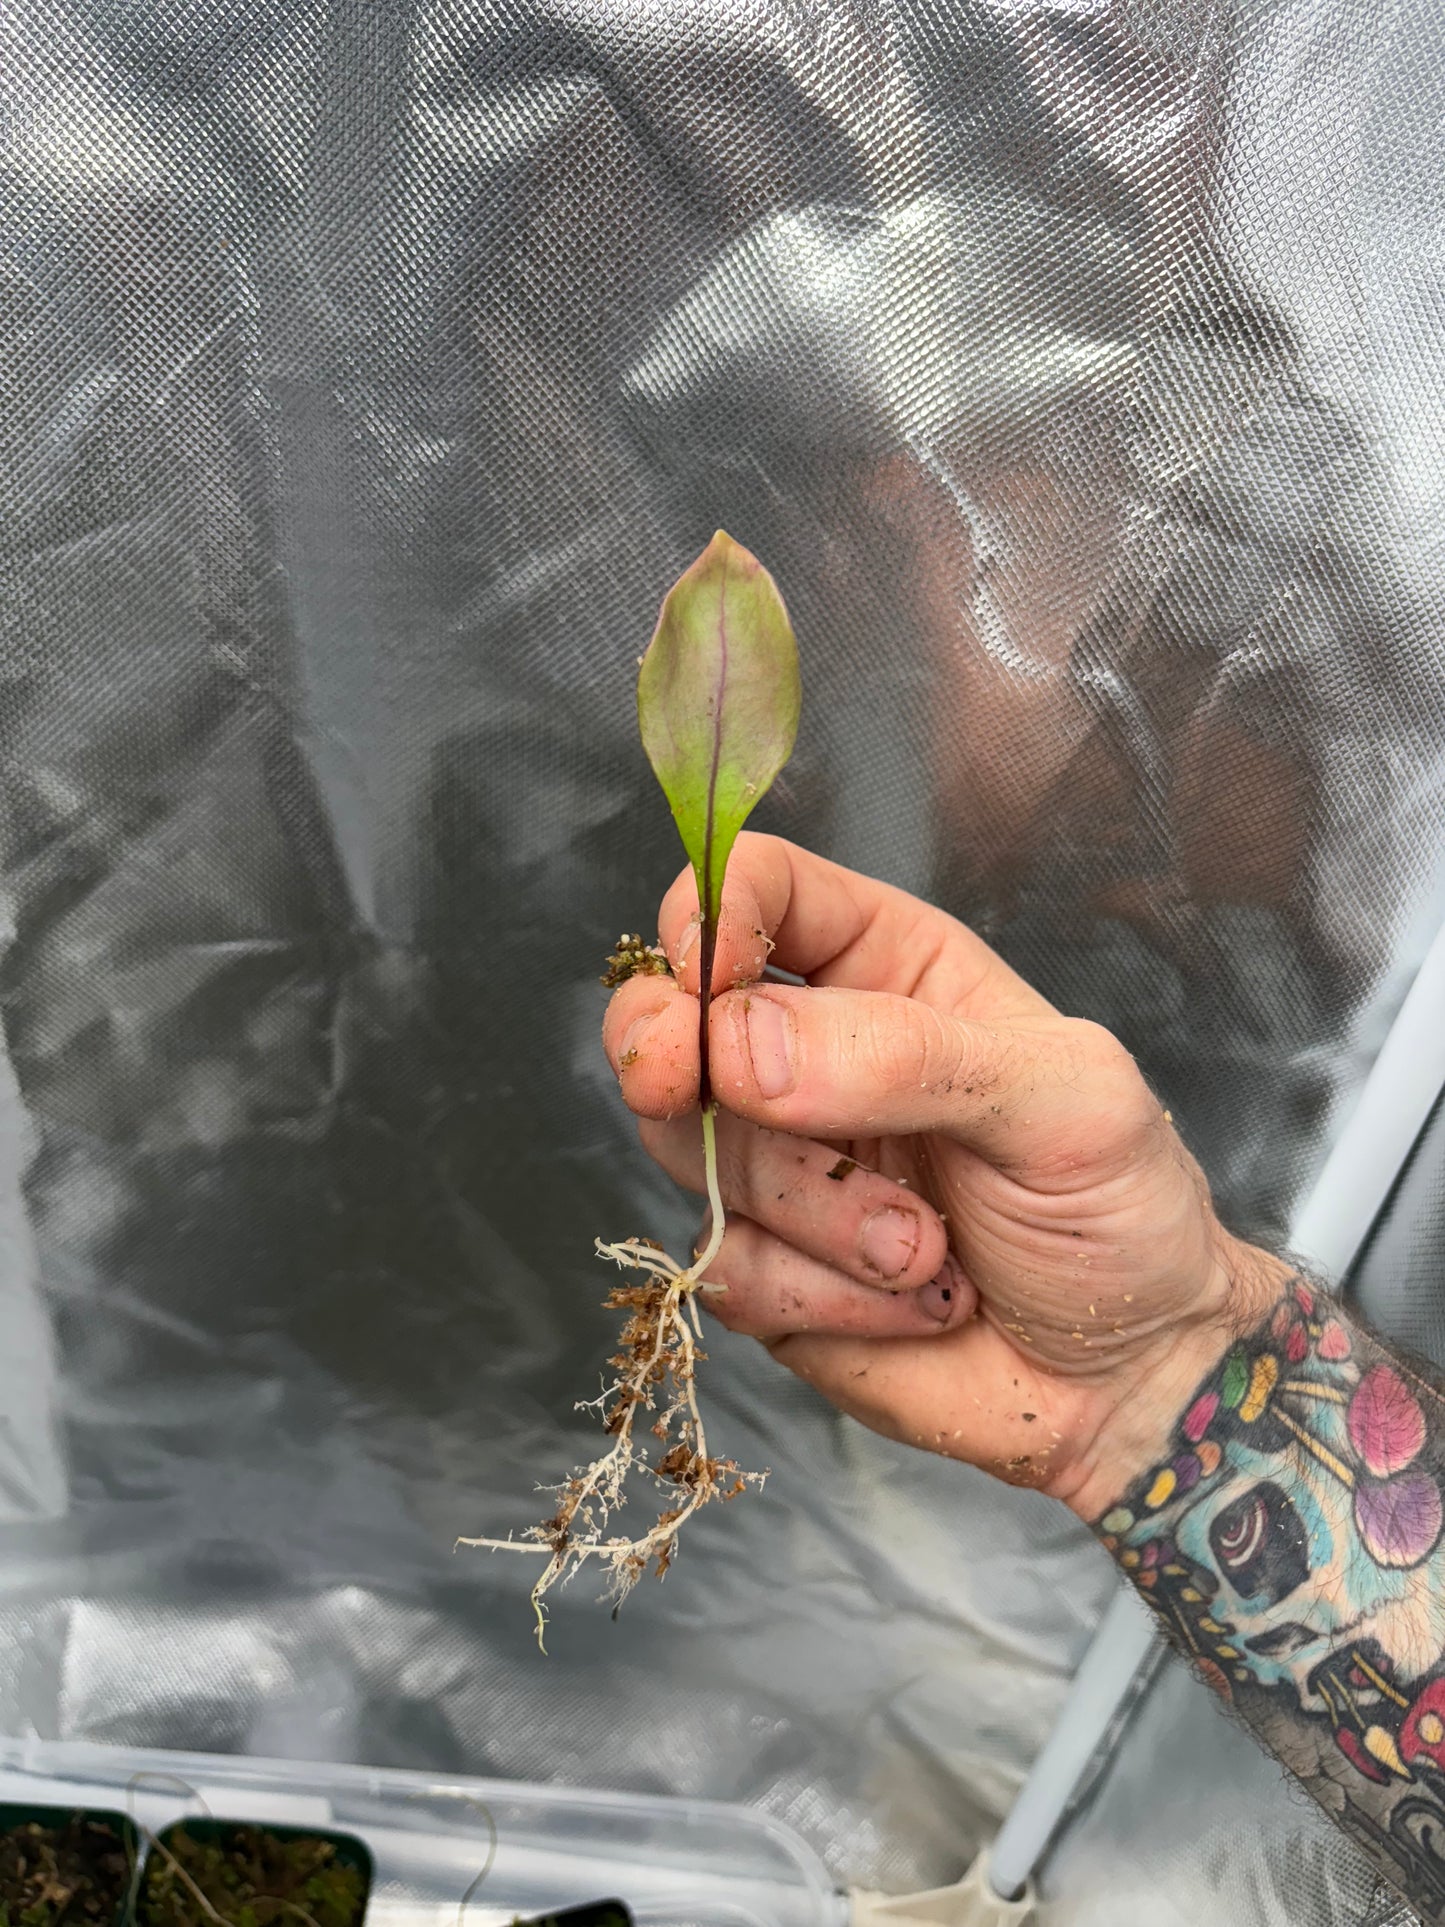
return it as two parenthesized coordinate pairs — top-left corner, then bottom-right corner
(1, 0), (1444, 1922)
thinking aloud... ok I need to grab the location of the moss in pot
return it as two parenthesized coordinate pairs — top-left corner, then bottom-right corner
(136, 1820), (370, 1927)
(0, 1805), (138, 1927)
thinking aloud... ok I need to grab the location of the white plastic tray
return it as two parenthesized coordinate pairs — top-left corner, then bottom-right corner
(0, 1737), (846, 1927)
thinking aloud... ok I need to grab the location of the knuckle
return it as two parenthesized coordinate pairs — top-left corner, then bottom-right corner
(1061, 1017), (1131, 1071)
(1058, 1018), (1161, 1142)
(865, 1002), (965, 1094)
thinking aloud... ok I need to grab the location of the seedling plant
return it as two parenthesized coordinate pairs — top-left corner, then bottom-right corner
(463, 532), (801, 1644)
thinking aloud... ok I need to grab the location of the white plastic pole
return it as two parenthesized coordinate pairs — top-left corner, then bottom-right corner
(1289, 915), (1445, 1279)
(985, 1589), (1157, 1901)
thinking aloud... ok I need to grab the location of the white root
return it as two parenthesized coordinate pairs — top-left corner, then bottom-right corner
(460, 1111), (762, 1649)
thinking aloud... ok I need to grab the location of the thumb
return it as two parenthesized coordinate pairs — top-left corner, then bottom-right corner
(707, 983), (1156, 1175)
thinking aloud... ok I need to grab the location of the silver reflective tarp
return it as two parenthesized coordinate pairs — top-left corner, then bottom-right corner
(2, 0), (1444, 1921)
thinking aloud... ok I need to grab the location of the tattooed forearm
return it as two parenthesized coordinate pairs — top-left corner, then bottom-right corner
(1097, 1278), (1445, 1921)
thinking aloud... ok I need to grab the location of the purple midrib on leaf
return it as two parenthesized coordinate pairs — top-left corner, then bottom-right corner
(697, 563), (728, 1112)
(703, 566), (729, 914)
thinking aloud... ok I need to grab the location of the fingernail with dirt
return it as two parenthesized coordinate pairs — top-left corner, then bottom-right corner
(744, 994), (797, 1098)
(673, 919), (700, 973)
(859, 1205), (920, 1279)
(620, 1014), (655, 1065)
(918, 1255), (973, 1324)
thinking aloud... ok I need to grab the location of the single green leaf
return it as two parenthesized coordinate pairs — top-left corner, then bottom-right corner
(639, 529), (800, 922)
(638, 530), (801, 1105)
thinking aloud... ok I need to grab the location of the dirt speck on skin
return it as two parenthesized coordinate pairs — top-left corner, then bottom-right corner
(826, 1156), (858, 1181)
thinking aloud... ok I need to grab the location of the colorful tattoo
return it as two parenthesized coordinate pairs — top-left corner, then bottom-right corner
(1098, 1280), (1445, 1920)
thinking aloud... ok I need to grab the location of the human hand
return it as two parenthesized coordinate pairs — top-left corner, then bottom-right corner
(601, 835), (1285, 1521)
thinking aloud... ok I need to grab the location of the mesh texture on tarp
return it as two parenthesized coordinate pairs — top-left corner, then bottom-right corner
(2, 0), (1444, 1920)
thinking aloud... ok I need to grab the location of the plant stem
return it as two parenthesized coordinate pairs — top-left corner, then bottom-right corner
(697, 913), (717, 1112)
(691, 1103), (727, 1279)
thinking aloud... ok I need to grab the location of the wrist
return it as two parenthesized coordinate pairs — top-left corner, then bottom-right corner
(1056, 1234), (1295, 1525)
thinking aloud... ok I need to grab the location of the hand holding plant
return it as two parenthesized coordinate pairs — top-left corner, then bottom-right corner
(468, 530), (1278, 1646)
(605, 833), (1284, 1524)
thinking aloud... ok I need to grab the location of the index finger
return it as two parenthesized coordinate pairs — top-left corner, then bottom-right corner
(659, 833), (1049, 1017)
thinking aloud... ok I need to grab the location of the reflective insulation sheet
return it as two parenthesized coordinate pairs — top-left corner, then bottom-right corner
(2, 1), (1444, 1923)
